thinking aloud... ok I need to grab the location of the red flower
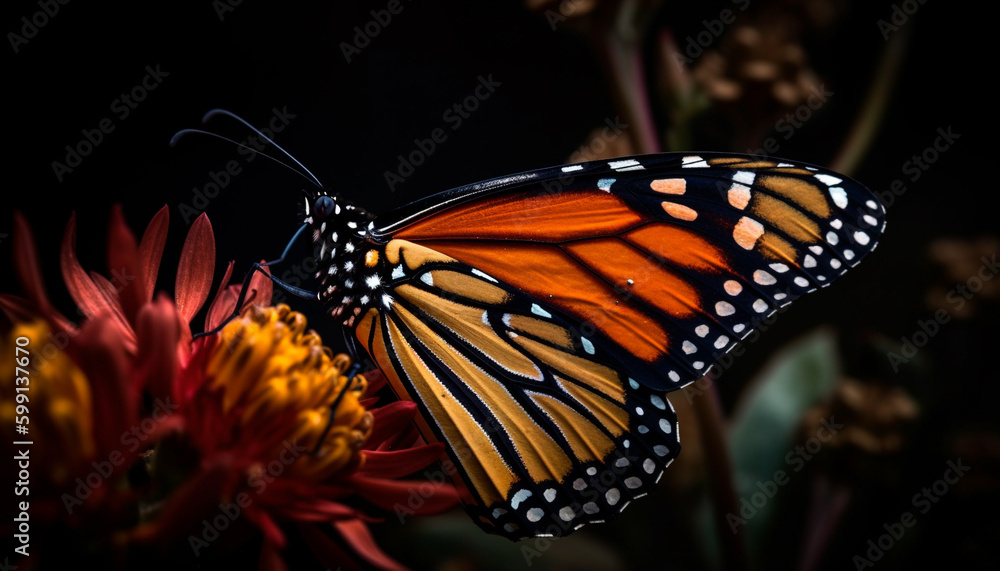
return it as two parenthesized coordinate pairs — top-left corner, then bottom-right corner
(2, 207), (460, 570)
(137, 304), (459, 570)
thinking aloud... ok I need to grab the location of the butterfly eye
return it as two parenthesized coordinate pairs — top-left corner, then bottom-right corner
(314, 196), (336, 219)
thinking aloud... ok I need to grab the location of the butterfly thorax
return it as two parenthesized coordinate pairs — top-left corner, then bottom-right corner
(305, 193), (378, 327)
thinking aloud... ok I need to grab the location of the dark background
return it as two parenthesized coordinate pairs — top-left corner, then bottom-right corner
(3, 0), (996, 569)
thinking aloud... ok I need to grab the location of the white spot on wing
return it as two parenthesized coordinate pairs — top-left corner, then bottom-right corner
(753, 270), (777, 285)
(561, 165), (583, 172)
(829, 186), (848, 208)
(682, 155), (708, 168)
(724, 280), (743, 295)
(609, 159), (641, 170)
(581, 337), (595, 354)
(511, 489), (532, 510)
(531, 304), (552, 318)
(734, 171), (756, 185)
(472, 268), (498, 283)
(715, 301), (736, 316)
(815, 174), (842, 186)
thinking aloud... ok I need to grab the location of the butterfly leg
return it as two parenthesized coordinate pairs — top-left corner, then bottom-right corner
(195, 223), (317, 338)
(312, 361), (363, 454)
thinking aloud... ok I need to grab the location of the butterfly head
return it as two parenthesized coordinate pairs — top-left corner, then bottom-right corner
(304, 191), (379, 326)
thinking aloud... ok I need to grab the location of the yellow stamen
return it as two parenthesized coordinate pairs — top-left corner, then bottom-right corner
(1, 321), (95, 486)
(206, 305), (372, 481)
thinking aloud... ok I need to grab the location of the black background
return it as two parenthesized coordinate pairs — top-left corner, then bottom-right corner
(3, 0), (995, 569)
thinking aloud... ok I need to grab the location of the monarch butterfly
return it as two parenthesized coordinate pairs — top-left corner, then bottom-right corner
(186, 112), (886, 540)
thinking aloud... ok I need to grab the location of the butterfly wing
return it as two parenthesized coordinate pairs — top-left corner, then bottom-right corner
(352, 241), (679, 539)
(349, 152), (885, 538)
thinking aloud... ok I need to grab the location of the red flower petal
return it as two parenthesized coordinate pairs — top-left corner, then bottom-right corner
(350, 471), (460, 515)
(131, 293), (181, 402)
(138, 205), (170, 301)
(363, 368), (388, 396)
(204, 261), (235, 331)
(0, 294), (40, 323)
(61, 213), (119, 321)
(11, 212), (53, 315)
(258, 539), (290, 571)
(365, 401), (418, 449)
(175, 213), (216, 323)
(333, 519), (410, 571)
(359, 445), (449, 480)
(106, 205), (147, 322)
(247, 508), (287, 549)
(275, 499), (359, 522)
(298, 523), (365, 571)
(379, 424), (422, 452)
(88, 271), (134, 338)
(69, 314), (137, 459)
(248, 261), (273, 308)
(130, 460), (234, 545)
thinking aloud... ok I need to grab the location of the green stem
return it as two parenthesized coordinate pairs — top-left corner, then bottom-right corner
(829, 27), (910, 175)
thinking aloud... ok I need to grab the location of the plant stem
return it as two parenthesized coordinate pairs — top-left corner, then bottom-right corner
(829, 26), (910, 175)
(692, 379), (750, 571)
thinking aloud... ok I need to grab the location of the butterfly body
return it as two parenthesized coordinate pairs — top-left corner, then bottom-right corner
(299, 152), (886, 540)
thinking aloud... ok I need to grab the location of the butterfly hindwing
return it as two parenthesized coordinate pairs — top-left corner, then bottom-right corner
(351, 239), (679, 539)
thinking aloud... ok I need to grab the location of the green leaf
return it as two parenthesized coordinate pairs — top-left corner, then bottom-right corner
(726, 328), (841, 563)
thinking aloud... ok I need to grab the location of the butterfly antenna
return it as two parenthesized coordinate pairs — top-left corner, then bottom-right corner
(202, 109), (325, 190)
(170, 128), (322, 189)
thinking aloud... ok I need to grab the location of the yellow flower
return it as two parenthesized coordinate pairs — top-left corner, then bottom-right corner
(2, 321), (95, 489)
(195, 304), (372, 481)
